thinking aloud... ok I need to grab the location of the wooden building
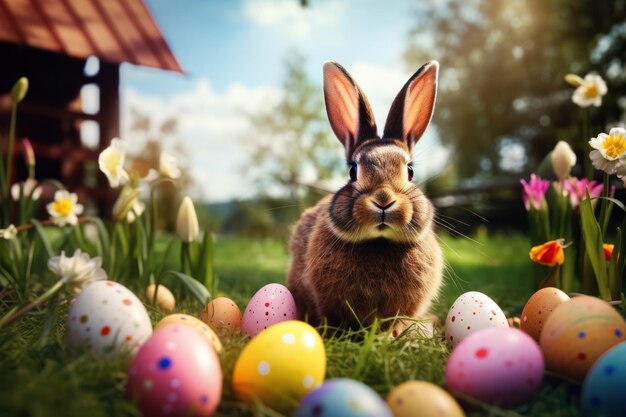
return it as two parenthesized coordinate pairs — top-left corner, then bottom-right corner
(0, 0), (182, 214)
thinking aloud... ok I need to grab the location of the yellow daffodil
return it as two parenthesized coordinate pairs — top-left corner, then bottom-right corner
(46, 190), (83, 227)
(529, 239), (565, 267)
(550, 141), (576, 181)
(572, 73), (607, 108)
(589, 127), (626, 174)
(176, 196), (199, 242)
(159, 152), (181, 179)
(98, 138), (129, 188)
(47, 249), (106, 294)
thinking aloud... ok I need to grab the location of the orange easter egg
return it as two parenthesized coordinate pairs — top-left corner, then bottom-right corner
(521, 287), (570, 341)
(199, 297), (242, 332)
(540, 295), (626, 382)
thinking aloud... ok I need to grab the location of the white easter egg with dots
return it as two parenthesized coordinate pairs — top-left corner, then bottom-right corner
(65, 280), (152, 355)
(445, 291), (508, 348)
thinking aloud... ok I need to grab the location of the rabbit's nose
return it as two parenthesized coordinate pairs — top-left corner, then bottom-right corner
(372, 200), (396, 211)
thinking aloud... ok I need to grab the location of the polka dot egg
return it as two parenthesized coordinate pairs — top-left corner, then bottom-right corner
(155, 314), (222, 353)
(233, 320), (326, 411)
(65, 280), (152, 355)
(520, 287), (570, 342)
(242, 283), (297, 338)
(127, 324), (222, 417)
(445, 327), (544, 407)
(296, 378), (392, 417)
(581, 342), (626, 417)
(540, 295), (626, 382)
(199, 297), (242, 333)
(386, 381), (465, 417)
(445, 291), (508, 348)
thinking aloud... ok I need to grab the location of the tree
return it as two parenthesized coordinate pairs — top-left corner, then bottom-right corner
(244, 52), (343, 206)
(405, 0), (626, 181)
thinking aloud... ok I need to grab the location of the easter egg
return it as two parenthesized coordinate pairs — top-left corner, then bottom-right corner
(242, 283), (297, 338)
(581, 342), (626, 417)
(146, 284), (176, 311)
(199, 297), (242, 332)
(445, 327), (544, 407)
(127, 324), (222, 417)
(65, 280), (152, 355)
(445, 291), (508, 348)
(233, 320), (326, 411)
(520, 287), (569, 341)
(155, 314), (222, 353)
(386, 381), (465, 417)
(540, 295), (626, 382)
(297, 378), (392, 417)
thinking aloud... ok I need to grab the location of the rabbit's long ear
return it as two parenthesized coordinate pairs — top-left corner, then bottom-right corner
(323, 61), (377, 159)
(383, 61), (438, 150)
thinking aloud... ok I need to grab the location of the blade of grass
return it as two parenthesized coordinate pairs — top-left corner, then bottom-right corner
(159, 270), (210, 306)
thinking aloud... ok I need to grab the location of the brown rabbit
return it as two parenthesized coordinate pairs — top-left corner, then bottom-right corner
(287, 61), (444, 332)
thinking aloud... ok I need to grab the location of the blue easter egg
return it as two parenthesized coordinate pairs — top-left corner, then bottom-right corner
(581, 341), (626, 417)
(296, 378), (392, 417)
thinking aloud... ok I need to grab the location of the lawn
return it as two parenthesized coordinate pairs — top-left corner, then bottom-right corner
(0, 232), (582, 417)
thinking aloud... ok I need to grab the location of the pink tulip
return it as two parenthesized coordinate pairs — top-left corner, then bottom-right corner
(562, 177), (603, 209)
(521, 174), (550, 211)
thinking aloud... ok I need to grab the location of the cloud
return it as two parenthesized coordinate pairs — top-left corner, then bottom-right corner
(242, 0), (345, 40)
(121, 80), (280, 202)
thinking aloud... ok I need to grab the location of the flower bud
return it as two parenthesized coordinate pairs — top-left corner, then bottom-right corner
(564, 74), (583, 87)
(112, 186), (140, 222)
(550, 141), (577, 181)
(11, 77), (29, 104)
(22, 138), (35, 169)
(176, 196), (199, 242)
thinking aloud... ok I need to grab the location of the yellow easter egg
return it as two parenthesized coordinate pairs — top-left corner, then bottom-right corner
(199, 297), (242, 332)
(387, 381), (465, 417)
(155, 314), (223, 353)
(145, 284), (176, 311)
(232, 320), (326, 411)
(540, 295), (626, 382)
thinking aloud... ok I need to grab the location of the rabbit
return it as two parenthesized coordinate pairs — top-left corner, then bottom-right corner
(287, 60), (444, 334)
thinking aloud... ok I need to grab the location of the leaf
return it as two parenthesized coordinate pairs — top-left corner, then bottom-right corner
(159, 270), (210, 306)
(580, 191), (610, 300)
(31, 219), (53, 258)
(196, 232), (215, 294)
(594, 196), (626, 213)
(38, 292), (59, 347)
(86, 216), (110, 261)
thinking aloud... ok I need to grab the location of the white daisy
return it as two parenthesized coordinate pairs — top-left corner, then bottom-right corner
(48, 249), (107, 294)
(572, 73), (607, 108)
(589, 127), (626, 174)
(98, 138), (129, 188)
(46, 190), (84, 227)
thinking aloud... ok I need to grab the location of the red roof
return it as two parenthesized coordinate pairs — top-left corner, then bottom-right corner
(0, 0), (183, 72)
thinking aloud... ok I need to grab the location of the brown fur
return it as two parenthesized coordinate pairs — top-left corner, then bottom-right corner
(287, 61), (444, 330)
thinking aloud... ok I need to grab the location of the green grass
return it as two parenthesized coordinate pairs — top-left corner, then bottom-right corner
(0, 232), (582, 417)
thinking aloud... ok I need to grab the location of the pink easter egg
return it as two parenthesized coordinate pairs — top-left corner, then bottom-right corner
(242, 283), (297, 338)
(445, 327), (544, 407)
(126, 324), (222, 417)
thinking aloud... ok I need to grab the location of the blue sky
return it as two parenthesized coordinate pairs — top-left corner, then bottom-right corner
(120, 0), (448, 202)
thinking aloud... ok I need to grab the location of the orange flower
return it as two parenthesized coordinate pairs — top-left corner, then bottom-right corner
(603, 244), (614, 261)
(529, 240), (565, 267)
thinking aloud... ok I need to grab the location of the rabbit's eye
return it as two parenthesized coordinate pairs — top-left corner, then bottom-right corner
(349, 163), (357, 181)
(407, 165), (414, 181)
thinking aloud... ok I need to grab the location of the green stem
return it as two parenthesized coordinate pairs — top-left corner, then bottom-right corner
(598, 172), (611, 234)
(181, 241), (190, 275)
(582, 108), (592, 180)
(5, 104), (17, 198)
(0, 280), (64, 328)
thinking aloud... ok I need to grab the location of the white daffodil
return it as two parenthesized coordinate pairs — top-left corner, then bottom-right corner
(551, 141), (577, 181)
(48, 249), (107, 295)
(126, 200), (146, 224)
(98, 138), (129, 188)
(589, 127), (626, 174)
(0, 224), (17, 240)
(11, 178), (42, 201)
(159, 152), (181, 179)
(572, 73), (607, 108)
(46, 190), (84, 227)
(176, 196), (199, 242)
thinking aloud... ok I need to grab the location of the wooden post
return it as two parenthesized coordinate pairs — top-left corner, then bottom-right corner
(96, 62), (120, 216)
